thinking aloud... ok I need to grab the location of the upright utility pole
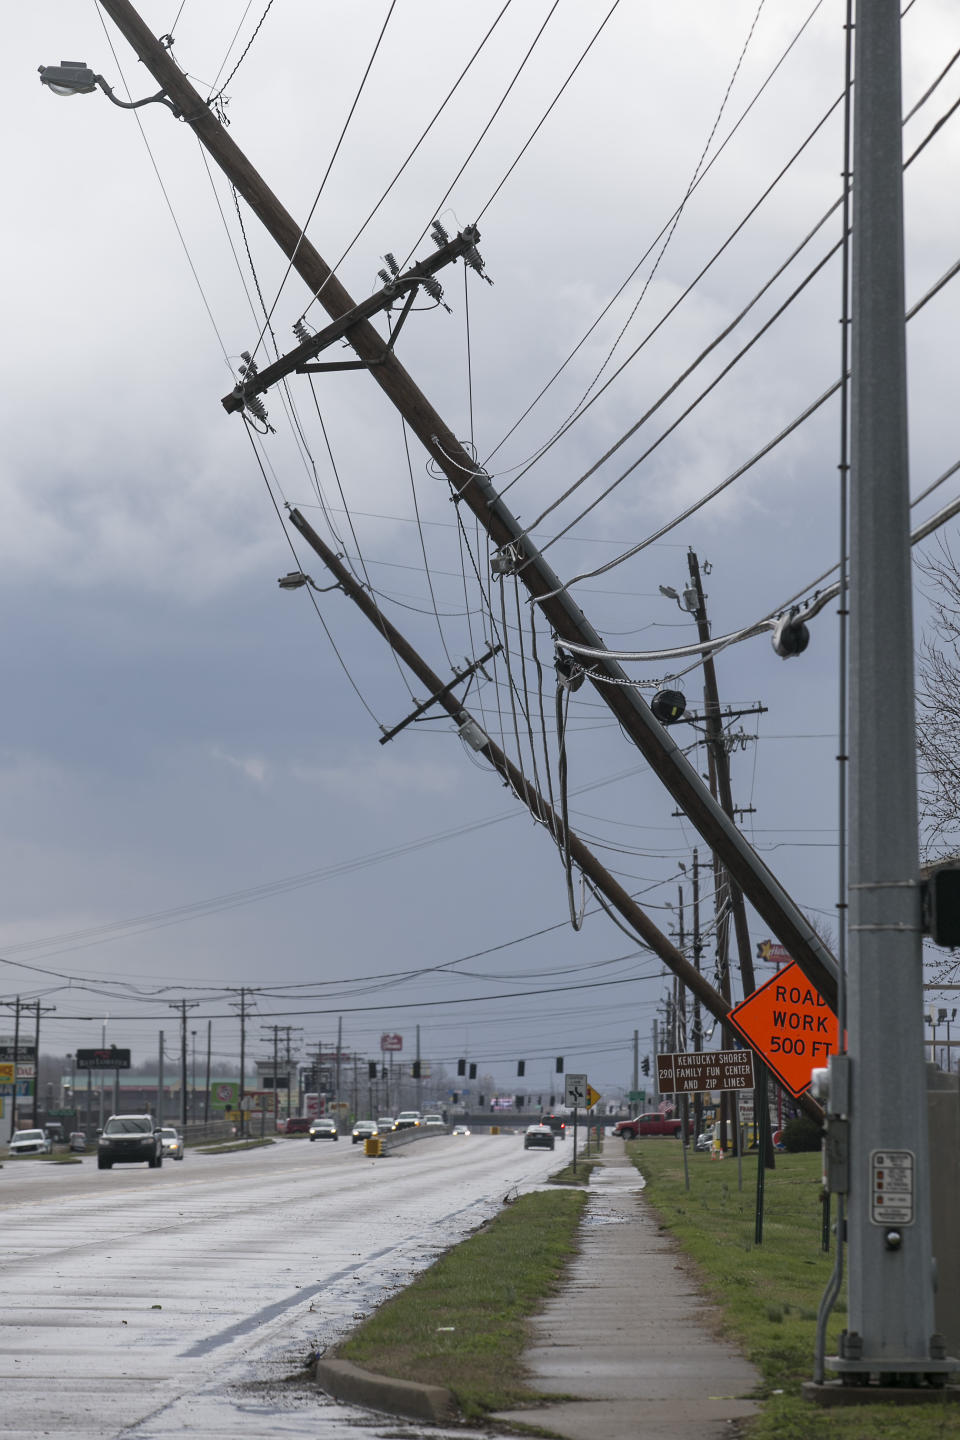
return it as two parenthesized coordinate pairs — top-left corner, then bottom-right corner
(835, 0), (952, 1384)
(204, 1020), (212, 1124)
(93, 0), (837, 1011)
(157, 1030), (164, 1125)
(170, 999), (198, 1128)
(9, 996), (21, 1140)
(31, 1002), (42, 1128)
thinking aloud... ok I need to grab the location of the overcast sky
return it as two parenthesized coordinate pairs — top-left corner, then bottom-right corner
(2, 1), (959, 1102)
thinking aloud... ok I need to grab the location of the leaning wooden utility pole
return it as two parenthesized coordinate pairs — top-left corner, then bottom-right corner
(289, 505), (824, 1129)
(94, 0), (838, 1011)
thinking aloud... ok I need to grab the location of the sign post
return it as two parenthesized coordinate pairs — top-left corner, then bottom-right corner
(565, 1074), (587, 1175)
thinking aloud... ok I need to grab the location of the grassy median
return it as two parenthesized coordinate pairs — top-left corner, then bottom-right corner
(338, 1187), (586, 1419)
(628, 1143), (960, 1439)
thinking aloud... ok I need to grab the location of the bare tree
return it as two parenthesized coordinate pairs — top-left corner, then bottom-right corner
(916, 539), (960, 864)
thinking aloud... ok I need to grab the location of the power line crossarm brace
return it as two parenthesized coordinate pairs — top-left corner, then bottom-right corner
(220, 229), (479, 413)
(97, 0), (838, 1012)
(378, 644), (502, 745)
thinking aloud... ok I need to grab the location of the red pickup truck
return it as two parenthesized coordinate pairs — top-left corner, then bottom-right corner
(613, 1112), (689, 1140)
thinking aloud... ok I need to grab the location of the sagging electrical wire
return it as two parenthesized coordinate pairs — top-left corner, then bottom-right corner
(554, 455), (960, 688)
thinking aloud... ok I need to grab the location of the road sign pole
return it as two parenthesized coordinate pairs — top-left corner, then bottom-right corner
(839, 0), (949, 1383)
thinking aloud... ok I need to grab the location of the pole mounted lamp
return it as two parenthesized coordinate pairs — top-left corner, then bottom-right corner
(38, 60), (180, 116)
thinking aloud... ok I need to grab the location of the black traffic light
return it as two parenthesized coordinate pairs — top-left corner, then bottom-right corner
(516, 1094), (525, 1109)
(517, 1060), (525, 1077)
(556, 1056), (564, 1073)
(411, 1060), (421, 1079)
(457, 1058), (466, 1077)
(452, 1091), (459, 1104)
(469, 1062), (477, 1079)
(642, 1055), (650, 1075)
(478, 1094), (486, 1107)
(368, 1061), (377, 1080)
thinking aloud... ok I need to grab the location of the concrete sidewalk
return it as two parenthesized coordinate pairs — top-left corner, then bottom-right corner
(492, 1144), (761, 1440)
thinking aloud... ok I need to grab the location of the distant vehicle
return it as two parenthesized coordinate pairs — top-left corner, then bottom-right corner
(282, 1117), (312, 1135)
(159, 1127), (184, 1160)
(352, 1120), (378, 1145)
(309, 1117), (338, 1141)
(394, 1111), (422, 1131)
(376, 1116), (396, 1133)
(451, 1125), (471, 1137)
(97, 1115), (163, 1169)
(542, 1114), (567, 1140)
(68, 1131), (88, 1153)
(523, 1124), (556, 1151)
(422, 1114), (445, 1129)
(613, 1112), (690, 1140)
(9, 1129), (52, 1156)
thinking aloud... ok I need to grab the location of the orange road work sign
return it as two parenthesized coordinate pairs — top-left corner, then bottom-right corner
(726, 960), (839, 1097)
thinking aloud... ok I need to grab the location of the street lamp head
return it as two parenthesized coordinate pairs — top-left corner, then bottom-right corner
(38, 61), (98, 97)
(658, 585), (679, 601)
(278, 571), (310, 590)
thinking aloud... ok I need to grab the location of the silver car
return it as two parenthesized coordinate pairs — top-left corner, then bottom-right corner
(160, 1127), (184, 1160)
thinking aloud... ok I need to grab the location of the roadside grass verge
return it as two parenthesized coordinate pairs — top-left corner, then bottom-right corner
(628, 1143), (960, 1439)
(338, 1188), (586, 1420)
(547, 1154), (601, 1186)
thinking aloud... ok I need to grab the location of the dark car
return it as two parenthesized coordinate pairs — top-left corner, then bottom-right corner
(523, 1124), (556, 1151)
(543, 1114), (567, 1140)
(309, 1117), (338, 1141)
(98, 1115), (163, 1169)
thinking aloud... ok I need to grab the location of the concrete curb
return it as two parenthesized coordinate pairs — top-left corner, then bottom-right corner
(313, 1357), (456, 1424)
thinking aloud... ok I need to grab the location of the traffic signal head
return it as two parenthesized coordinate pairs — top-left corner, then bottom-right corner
(517, 1060), (525, 1077)
(469, 1062), (477, 1079)
(451, 1091), (459, 1104)
(556, 1056), (564, 1073)
(642, 1055), (650, 1075)
(516, 1094), (524, 1109)
(457, 1058), (466, 1077)
(411, 1060), (421, 1079)
(368, 1061), (377, 1080)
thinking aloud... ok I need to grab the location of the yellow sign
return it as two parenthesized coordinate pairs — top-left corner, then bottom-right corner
(586, 1084), (601, 1109)
(0, 1062), (15, 1084)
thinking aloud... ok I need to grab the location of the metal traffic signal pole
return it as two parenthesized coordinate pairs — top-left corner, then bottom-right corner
(834, 0), (953, 1385)
(94, 0), (837, 1011)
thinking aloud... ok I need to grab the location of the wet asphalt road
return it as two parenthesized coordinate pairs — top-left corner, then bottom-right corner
(0, 1133), (560, 1438)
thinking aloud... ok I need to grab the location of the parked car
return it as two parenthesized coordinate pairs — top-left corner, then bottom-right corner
(523, 1124), (556, 1151)
(159, 1127), (184, 1160)
(282, 1117), (312, 1135)
(452, 1124), (471, 1137)
(376, 1116), (396, 1133)
(68, 1131), (88, 1153)
(97, 1115), (163, 1169)
(422, 1114), (446, 1130)
(394, 1111), (422, 1131)
(352, 1120), (379, 1145)
(613, 1112), (690, 1140)
(8, 1128), (52, 1156)
(309, 1117), (338, 1141)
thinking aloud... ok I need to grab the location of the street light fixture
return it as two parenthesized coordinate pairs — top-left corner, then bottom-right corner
(38, 60), (180, 115)
(277, 571), (339, 593)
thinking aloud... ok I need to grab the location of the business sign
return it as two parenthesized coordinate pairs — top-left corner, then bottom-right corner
(756, 940), (792, 966)
(656, 1050), (755, 1094)
(0, 1062), (14, 1085)
(727, 961), (838, 1098)
(0, 1042), (36, 1063)
(380, 1033), (403, 1052)
(76, 1048), (131, 1071)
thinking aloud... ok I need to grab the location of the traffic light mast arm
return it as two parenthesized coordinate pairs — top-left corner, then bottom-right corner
(96, 0), (837, 1012)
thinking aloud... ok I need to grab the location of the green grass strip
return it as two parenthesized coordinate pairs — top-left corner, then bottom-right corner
(339, 1188), (586, 1420)
(628, 1143), (960, 1439)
